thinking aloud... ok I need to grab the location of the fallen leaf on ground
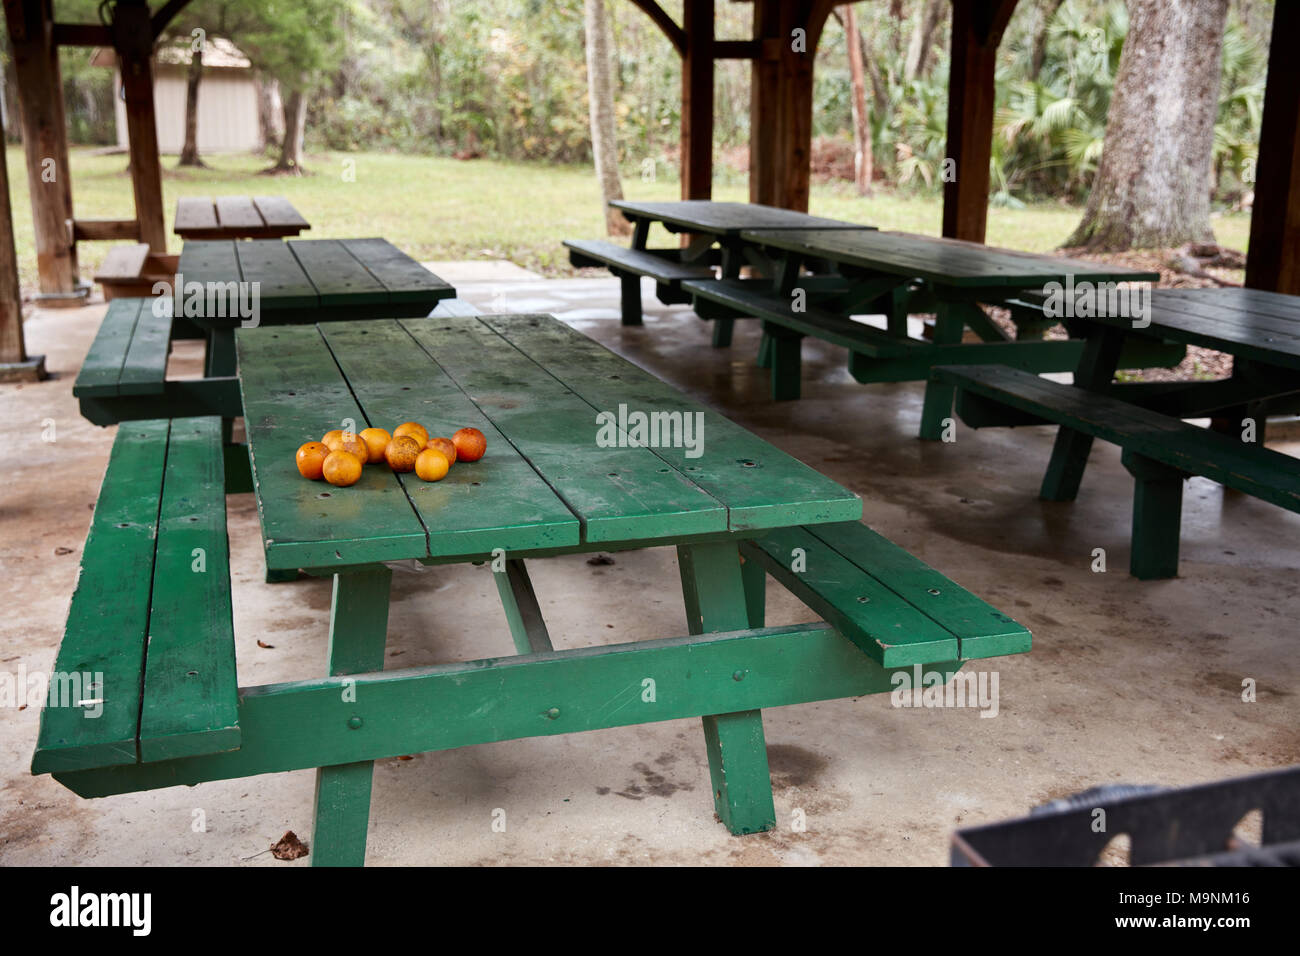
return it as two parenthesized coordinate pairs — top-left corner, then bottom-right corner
(271, 831), (309, 860)
(587, 554), (615, 566)
(257, 640), (274, 649)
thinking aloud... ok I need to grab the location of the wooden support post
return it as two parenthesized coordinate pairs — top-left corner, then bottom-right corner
(0, 111), (46, 381)
(3, 0), (84, 302)
(680, 0), (714, 201)
(111, 0), (167, 253)
(749, 1), (835, 211)
(1122, 451), (1187, 580)
(941, 0), (1019, 242)
(1244, 0), (1300, 294)
(493, 558), (554, 655)
(677, 541), (776, 836)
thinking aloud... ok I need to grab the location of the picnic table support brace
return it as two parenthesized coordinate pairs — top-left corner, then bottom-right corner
(312, 566), (392, 866)
(1040, 326), (1125, 500)
(1122, 451), (1188, 580)
(678, 542), (777, 836)
(494, 559), (554, 654)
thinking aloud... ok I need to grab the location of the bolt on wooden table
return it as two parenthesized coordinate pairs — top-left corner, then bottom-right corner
(44, 313), (1029, 865)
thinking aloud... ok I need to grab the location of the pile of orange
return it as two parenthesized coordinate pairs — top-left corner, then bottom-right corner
(295, 422), (487, 487)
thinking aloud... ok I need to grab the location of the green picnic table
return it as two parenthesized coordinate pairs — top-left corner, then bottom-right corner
(683, 228), (1175, 435)
(934, 287), (1300, 577)
(37, 312), (1031, 865)
(566, 200), (874, 341)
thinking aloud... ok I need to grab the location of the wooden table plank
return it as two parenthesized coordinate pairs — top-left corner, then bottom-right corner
(288, 240), (389, 306)
(610, 200), (871, 235)
(214, 196), (263, 231)
(478, 314), (863, 532)
(741, 228), (1160, 287)
(177, 239), (243, 286)
(252, 196), (310, 231)
(236, 325), (430, 569)
(174, 197), (218, 233)
(317, 320), (581, 557)
(117, 303), (172, 396)
(235, 240), (319, 308)
(340, 238), (454, 305)
(401, 315), (730, 543)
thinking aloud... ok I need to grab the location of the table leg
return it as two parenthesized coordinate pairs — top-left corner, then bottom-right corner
(311, 567), (392, 867)
(678, 542), (776, 836)
(1040, 326), (1125, 501)
(205, 327), (237, 378)
(710, 242), (742, 349)
(494, 558), (553, 654)
(918, 302), (966, 440)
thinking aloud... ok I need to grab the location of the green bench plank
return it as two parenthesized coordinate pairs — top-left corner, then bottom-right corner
(116, 303), (173, 396)
(235, 240), (318, 309)
(288, 240), (389, 307)
(178, 239), (243, 286)
(935, 364), (1300, 512)
(316, 320), (581, 557)
(806, 522), (1032, 660)
(401, 315), (728, 543)
(340, 238), (453, 305)
(684, 277), (920, 357)
(74, 298), (146, 397)
(565, 239), (716, 282)
(479, 314), (862, 531)
(138, 417), (240, 762)
(236, 325), (431, 569)
(32, 420), (170, 773)
(744, 528), (960, 666)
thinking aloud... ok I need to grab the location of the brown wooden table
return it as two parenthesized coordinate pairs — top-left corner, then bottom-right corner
(174, 196), (310, 240)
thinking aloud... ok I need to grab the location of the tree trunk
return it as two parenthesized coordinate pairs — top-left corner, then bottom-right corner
(903, 0), (944, 82)
(272, 89), (307, 174)
(1065, 0), (1229, 251)
(257, 76), (284, 152)
(843, 3), (872, 195)
(177, 45), (205, 167)
(1029, 0), (1067, 80)
(583, 0), (629, 237)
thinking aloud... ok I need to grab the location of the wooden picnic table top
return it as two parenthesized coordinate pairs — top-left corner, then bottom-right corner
(174, 196), (311, 240)
(236, 313), (862, 572)
(176, 238), (454, 324)
(610, 200), (873, 236)
(739, 228), (1160, 288)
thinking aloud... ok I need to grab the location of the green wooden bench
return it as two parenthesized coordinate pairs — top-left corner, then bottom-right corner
(565, 238), (716, 325)
(741, 521), (1032, 666)
(32, 417), (239, 772)
(73, 298), (241, 427)
(932, 363), (1300, 578)
(685, 277), (1179, 402)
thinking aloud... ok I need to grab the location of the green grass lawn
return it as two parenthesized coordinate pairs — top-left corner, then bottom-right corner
(4, 145), (1253, 293)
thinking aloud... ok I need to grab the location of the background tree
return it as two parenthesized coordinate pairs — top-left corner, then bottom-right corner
(1065, 0), (1231, 250)
(583, 0), (627, 236)
(842, 3), (872, 195)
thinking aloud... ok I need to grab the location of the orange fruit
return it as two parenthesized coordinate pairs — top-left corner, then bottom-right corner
(385, 435), (422, 473)
(295, 442), (329, 480)
(415, 448), (450, 482)
(359, 427), (392, 463)
(322, 450), (363, 487)
(393, 422), (429, 447)
(338, 433), (369, 461)
(427, 436), (457, 465)
(453, 427), (487, 462)
(322, 429), (345, 451)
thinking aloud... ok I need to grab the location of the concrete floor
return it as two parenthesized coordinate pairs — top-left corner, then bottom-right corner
(2, 269), (1297, 866)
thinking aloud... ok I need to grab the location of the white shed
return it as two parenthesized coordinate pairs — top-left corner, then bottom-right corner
(91, 38), (264, 155)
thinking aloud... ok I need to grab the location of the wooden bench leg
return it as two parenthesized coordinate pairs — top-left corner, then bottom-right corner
(620, 274), (643, 326)
(678, 542), (777, 836)
(312, 567), (392, 866)
(756, 331), (773, 369)
(1123, 451), (1187, 580)
(1039, 428), (1095, 502)
(765, 325), (803, 401)
(494, 558), (553, 654)
(712, 318), (735, 348)
(740, 552), (765, 629)
(918, 306), (965, 440)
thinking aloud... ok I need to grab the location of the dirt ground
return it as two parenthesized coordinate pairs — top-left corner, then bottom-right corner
(1, 272), (1297, 866)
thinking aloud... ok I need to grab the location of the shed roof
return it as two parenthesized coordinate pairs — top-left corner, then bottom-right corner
(90, 36), (252, 70)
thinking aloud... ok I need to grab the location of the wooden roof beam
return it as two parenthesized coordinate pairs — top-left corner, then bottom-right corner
(628, 0), (686, 57)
